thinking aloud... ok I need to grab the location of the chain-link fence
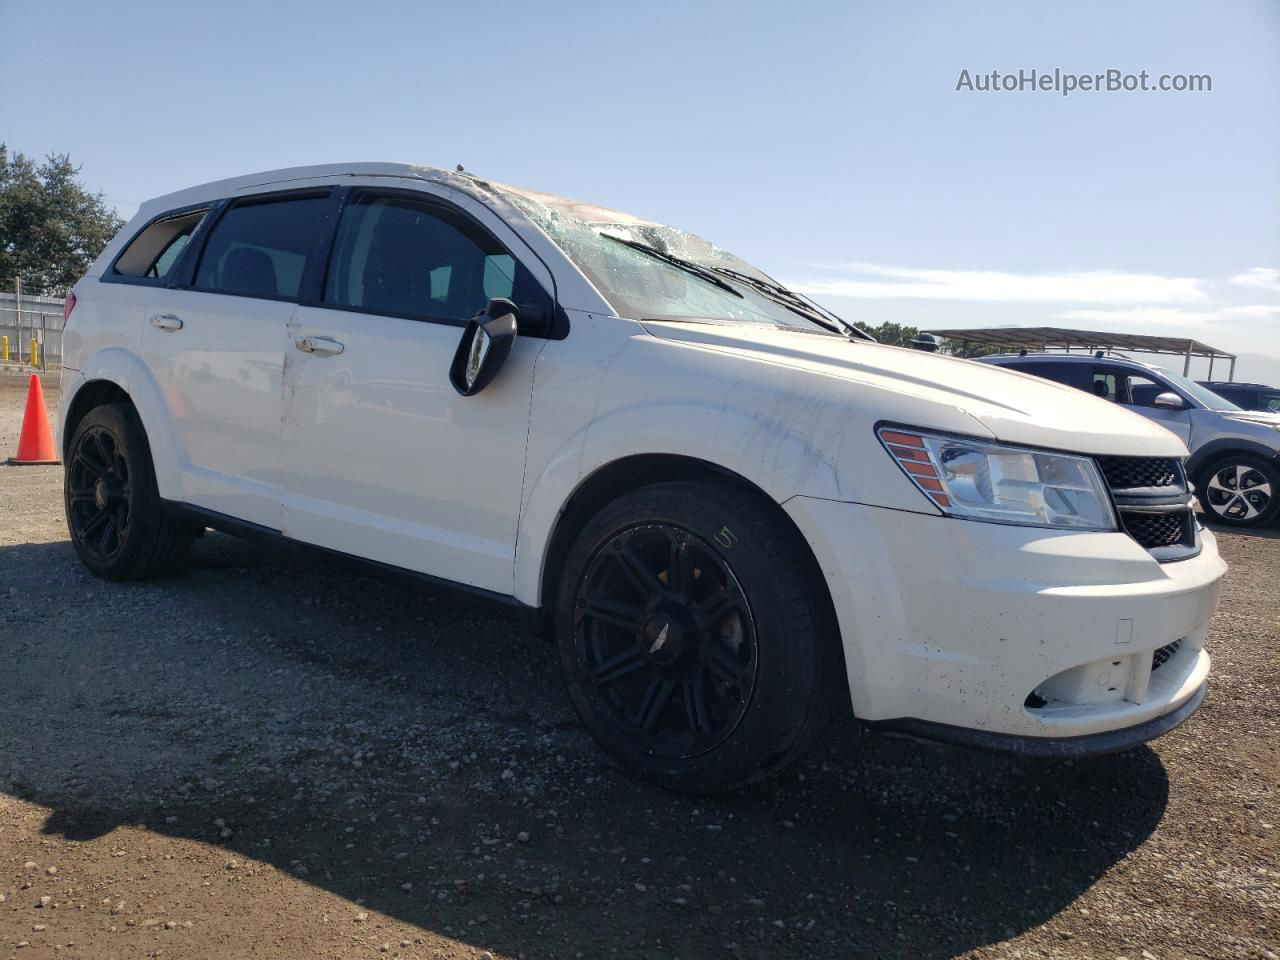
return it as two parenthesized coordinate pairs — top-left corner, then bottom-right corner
(0, 289), (66, 370)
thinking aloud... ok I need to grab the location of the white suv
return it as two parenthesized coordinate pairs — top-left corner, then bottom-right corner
(59, 163), (1226, 791)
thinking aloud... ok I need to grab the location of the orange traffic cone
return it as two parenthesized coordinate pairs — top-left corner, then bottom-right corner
(7, 374), (59, 465)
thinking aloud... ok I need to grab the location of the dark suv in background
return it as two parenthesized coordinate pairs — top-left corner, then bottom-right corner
(1198, 381), (1280, 413)
(980, 353), (1280, 528)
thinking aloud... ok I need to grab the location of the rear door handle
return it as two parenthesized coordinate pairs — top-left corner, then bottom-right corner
(295, 335), (344, 357)
(150, 313), (183, 332)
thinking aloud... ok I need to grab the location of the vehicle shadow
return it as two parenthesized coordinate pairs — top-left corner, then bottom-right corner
(1, 536), (1172, 960)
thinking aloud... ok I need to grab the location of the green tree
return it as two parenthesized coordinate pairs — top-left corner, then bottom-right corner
(941, 338), (1001, 358)
(854, 321), (920, 347)
(853, 320), (1002, 357)
(0, 144), (124, 295)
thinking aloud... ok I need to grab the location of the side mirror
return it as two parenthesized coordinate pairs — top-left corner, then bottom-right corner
(1153, 391), (1186, 410)
(450, 298), (518, 397)
(514, 303), (549, 337)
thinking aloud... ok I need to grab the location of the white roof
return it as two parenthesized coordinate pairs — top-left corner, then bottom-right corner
(139, 162), (464, 217)
(136, 162), (653, 229)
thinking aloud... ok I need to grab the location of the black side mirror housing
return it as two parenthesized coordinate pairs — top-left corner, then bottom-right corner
(449, 298), (519, 397)
(514, 302), (549, 337)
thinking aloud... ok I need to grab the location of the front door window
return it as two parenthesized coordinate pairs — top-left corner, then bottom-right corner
(323, 195), (549, 323)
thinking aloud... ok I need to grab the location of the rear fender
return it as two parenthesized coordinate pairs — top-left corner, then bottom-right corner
(63, 348), (185, 500)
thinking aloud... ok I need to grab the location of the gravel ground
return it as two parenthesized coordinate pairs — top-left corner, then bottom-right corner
(0, 370), (1277, 960)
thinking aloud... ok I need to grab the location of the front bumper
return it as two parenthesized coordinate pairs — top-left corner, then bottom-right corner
(785, 497), (1226, 745)
(868, 681), (1206, 758)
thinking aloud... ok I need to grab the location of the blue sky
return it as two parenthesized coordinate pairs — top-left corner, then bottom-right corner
(3, 0), (1277, 381)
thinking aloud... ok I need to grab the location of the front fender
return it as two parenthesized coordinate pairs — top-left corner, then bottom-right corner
(511, 328), (948, 606)
(63, 348), (185, 501)
(1186, 434), (1280, 481)
(513, 408), (817, 606)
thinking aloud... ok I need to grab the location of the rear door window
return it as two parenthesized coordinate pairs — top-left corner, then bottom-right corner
(113, 209), (208, 280)
(322, 194), (550, 323)
(1091, 369), (1121, 402)
(1005, 361), (1089, 391)
(194, 194), (330, 299)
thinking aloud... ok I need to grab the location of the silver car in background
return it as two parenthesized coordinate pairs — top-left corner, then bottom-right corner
(980, 352), (1280, 528)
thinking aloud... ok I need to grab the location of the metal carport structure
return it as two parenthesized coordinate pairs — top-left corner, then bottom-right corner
(925, 326), (1238, 380)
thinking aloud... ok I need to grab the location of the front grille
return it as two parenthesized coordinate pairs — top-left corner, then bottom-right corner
(1122, 510), (1188, 548)
(1096, 456), (1180, 490)
(1095, 455), (1197, 561)
(1151, 640), (1181, 671)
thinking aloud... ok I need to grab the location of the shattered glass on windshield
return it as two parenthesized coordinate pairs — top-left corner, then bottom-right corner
(487, 182), (849, 334)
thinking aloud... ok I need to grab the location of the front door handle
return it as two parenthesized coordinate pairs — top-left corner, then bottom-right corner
(295, 335), (345, 357)
(150, 313), (183, 332)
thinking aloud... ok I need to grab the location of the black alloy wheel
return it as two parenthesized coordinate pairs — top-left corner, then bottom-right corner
(556, 480), (844, 793)
(67, 424), (133, 562)
(64, 403), (195, 579)
(573, 523), (758, 759)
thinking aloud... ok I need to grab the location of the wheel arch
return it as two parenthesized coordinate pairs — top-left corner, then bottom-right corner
(531, 453), (840, 648)
(62, 379), (133, 459)
(60, 350), (184, 501)
(1187, 438), (1280, 486)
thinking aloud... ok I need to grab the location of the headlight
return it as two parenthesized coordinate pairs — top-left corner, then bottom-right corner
(878, 427), (1117, 531)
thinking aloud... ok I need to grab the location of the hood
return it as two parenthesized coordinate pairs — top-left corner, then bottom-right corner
(639, 320), (1188, 458)
(1221, 409), (1280, 428)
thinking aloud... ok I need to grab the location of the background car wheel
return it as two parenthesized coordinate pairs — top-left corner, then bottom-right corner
(555, 480), (845, 793)
(65, 403), (195, 580)
(1197, 454), (1280, 528)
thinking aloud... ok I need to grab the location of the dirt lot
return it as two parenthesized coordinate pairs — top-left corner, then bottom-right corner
(0, 370), (1276, 960)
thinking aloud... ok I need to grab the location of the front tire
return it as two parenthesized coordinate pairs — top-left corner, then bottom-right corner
(1197, 454), (1280, 528)
(64, 404), (195, 580)
(555, 481), (844, 793)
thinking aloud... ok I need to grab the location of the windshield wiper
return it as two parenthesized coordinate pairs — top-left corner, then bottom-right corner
(708, 266), (870, 341)
(603, 233), (871, 341)
(600, 234), (743, 299)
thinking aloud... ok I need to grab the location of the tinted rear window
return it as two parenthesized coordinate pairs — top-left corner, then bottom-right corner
(194, 194), (329, 298)
(1003, 361), (1086, 388)
(113, 209), (208, 279)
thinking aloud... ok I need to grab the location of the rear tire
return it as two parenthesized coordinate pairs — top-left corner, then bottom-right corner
(554, 480), (845, 793)
(1197, 454), (1280, 528)
(64, 404), (195, 580)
